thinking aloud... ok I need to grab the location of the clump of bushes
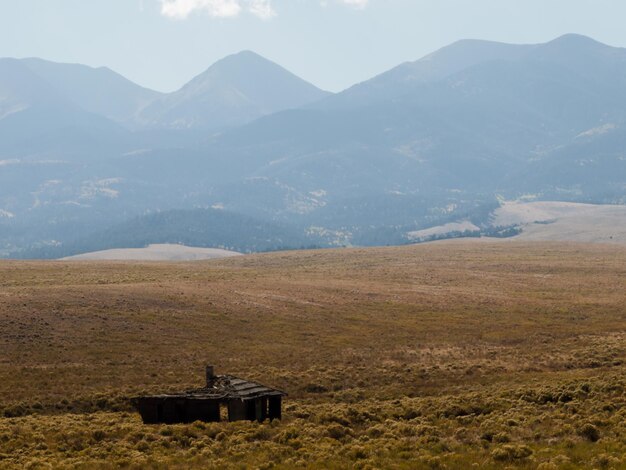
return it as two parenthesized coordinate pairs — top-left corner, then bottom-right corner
(491, 444), (533, 462)
(326, 424), (352, 440)
(1, 369), (624, 468)
(577, 423), (600, 442)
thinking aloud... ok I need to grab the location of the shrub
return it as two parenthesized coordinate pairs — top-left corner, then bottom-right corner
(493, 432), (510, 443)
(492, 444), (533, 461)
(304, 383), (328, 393)
(367, 425), (385, 438)
(348, 445), (368, 460)
(326, 424), (350, 440)
(578, 423), (600, 442)
(246, 426), (272, 442)
(593, 453), (619, 469)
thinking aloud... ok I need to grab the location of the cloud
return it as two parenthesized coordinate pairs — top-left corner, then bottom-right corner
(160, 0), (275, 20)
(319, 0), (369, 9)
(248, 0), (276, 19)
(338, 0), (368, 8)
(160, 0), (368, 20)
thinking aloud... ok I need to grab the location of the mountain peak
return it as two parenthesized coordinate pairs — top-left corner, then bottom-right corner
(139, 51), (329, 131)
(18, 57), (161, 125)
(548, 33), (604, 46)
(0, 58), (67, 106)
(211, 50), (267, 67)
(195, 50), (286, 83)
(229, 50), (264, 59)
(325, 37), (531, 107)
(542, 34), (615, 54)
(531, 34), (625, 71)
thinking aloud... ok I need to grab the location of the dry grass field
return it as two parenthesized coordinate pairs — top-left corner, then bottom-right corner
(0, 241), (625, 469)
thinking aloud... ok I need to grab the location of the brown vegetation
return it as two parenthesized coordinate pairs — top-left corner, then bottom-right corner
(0, 241), (624, 468)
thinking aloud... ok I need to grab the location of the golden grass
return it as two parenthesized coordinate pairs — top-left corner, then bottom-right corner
(0, 241), (625, 468)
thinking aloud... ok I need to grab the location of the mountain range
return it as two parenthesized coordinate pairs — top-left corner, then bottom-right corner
(1, 34), (626, 258)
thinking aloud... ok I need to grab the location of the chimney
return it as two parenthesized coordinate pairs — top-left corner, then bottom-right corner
(206, 365), (216, 388)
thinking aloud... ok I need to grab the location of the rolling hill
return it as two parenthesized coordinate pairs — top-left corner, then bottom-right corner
(17, 208), (321, 259)
(1, 242), (625, 467)
(407, 200), (626, 244)
(61, 244), (242, 261)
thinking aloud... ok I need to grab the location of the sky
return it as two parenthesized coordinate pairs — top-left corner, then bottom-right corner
(2, 0), (626, 93)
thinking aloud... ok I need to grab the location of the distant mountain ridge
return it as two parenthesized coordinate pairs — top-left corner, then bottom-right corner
(322, 34), (623, 108)
(210, 34), (626, 202)
(21, 58), (163, 127)
(2, 35), (626, 258)
(4, 51), (329, 133)
(0, 58), (128, 158)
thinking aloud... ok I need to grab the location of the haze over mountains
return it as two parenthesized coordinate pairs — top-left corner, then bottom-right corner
(1, 34), (626, 258)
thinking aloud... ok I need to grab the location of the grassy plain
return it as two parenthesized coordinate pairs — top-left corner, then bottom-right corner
(0, 241), (624, 469)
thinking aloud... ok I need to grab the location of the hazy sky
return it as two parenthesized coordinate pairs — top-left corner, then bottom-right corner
(2, 0), (626, 93)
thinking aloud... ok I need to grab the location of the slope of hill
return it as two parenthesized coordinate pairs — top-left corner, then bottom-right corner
(1, 242), (625, 467)
(61, 243), (242, 261)
(17, 208), (322, 259)
(495, 201), (626, 244)
(137, 51), (330, 131)
(403, 201), (626, 244)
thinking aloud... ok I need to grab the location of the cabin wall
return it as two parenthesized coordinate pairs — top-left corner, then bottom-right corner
(136, 399), (160, 424)
(228, 399), (247, 422)
(188, 398), (220, 423)
(136, 397), (221, 424)
(269, 396), (282, 420)
(135, 393), (284, 424)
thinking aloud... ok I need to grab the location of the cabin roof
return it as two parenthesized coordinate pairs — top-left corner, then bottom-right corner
(138, 375), (286, 402)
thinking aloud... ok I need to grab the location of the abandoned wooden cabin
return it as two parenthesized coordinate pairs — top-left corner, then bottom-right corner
(132, 366), (286, 424)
